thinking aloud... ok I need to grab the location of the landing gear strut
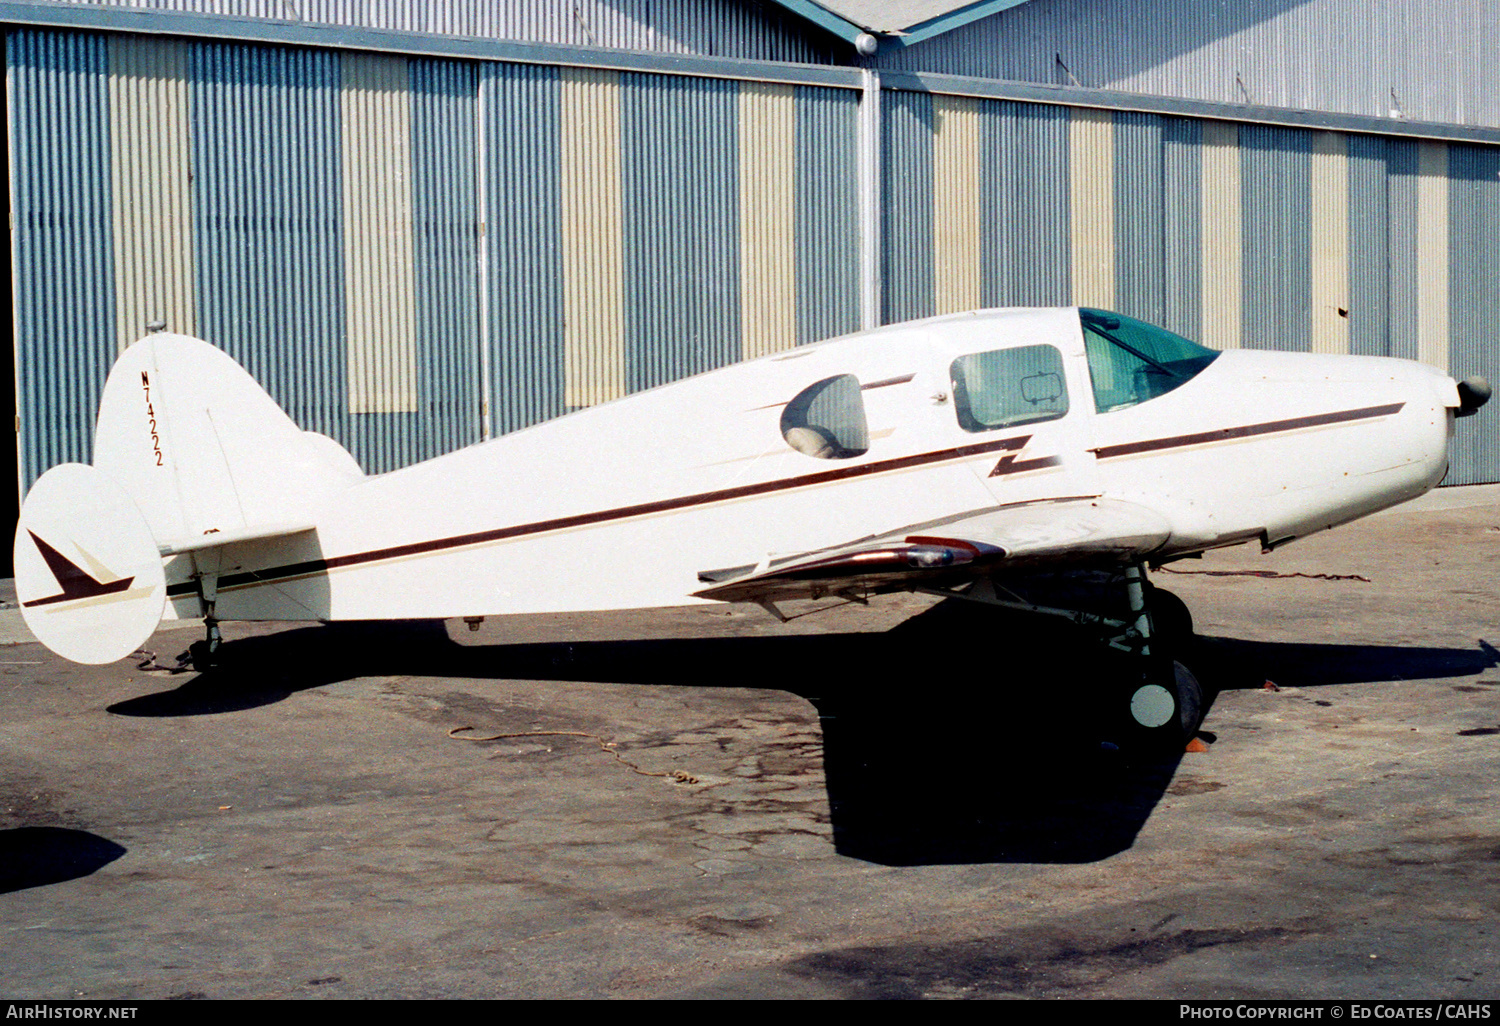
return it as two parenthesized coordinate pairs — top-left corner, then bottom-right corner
(920, 562), (1205, 752)
(1115, 564), (1203, 750)
(189, 574), (221, 673)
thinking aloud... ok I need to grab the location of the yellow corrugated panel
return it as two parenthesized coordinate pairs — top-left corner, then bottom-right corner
(1068, 107), (1114, 310)
(341, 52), (418, 414)
(1309, 130), (1350, 355)
(737, 80), (796, 360)
(108, 35), (195, 352)
(932, 94), (980, 315)
(1199, 119), (1241, 350)
(560, 66), (625, 408)
(1417, 140), (1449, 372)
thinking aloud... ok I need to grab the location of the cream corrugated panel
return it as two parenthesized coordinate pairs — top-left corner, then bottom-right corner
(932, 94), (980, 315)
(561, 66), (625, 407)
(108, 35), (195, 353)
(1068, 107), (1114, 310)
(1309, 130), (1350, 355)
(1199, 119), (1241, 349)
(737, 80), (797, 360)
(1416, 140), (1449, 372)
(341, 51), (418, 414)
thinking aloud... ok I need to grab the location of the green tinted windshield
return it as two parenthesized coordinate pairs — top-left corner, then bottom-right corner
(1080, 308), (1220, 413)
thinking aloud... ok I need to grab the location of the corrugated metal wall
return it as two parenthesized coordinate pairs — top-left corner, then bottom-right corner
(1447, 143), (1500, 486)
(6, 27), (1500, 489)
(9, 30), (114, 490)
(7, 28), (864, 485)
(874, 0), (1500, 131)
(41, 0), (1500, 137)
(39, 0), (839, 64)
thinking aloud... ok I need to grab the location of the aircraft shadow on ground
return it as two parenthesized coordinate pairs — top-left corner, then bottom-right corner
(0, 827), (127, 894)
(105, 602), (1498, 867)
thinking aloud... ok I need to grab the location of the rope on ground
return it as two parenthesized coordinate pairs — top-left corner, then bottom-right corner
(1157, 567), (1371, 583)
(447, 726), (700, 785)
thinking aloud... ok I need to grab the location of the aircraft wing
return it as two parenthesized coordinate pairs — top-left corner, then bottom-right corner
(692, 497), (1172, 605)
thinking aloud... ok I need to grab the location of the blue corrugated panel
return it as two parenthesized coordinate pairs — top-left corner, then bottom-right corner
(1161, 117), (1201, 341)
(1106, 112), (1203, 338)
(1446, 143), (1500, 485)
(409, 57), (481, 459)
(880, 89), (933, 324)
(1346, 134), (1391, 358)
(978, 100), (1070, 308)
(620, 72), (740, 392)
(1239, 124), (1311, 351)
(483, 61), (563, 435)
(1384, 138), (1421, 364)
(794, 84), (859, 344)
(1113, 111), (1166, 327)
(189, 41), (351, 458)
(9, 29), (115, 490)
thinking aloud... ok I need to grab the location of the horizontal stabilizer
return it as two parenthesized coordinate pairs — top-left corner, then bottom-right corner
(156, 520), (318, 557)
(15, 464), (166, 664)
(694, 497), (1172, 605)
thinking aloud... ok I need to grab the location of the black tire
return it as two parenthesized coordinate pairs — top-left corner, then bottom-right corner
(1115, 657), (1204, 752)
(1148, 585), (1195, 650)
(189, 640), (218, 674)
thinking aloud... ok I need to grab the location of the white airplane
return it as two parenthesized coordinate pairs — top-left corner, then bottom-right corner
(13, 307), (1490, 748)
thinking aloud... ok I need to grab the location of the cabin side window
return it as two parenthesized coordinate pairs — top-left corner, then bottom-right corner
(781, 374), (869, 459)
(949, 345), (1069, 433)
(1081, 308), (1220, 413)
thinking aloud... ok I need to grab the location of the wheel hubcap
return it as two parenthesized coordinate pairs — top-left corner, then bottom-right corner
(1130, 683), (1176, 728)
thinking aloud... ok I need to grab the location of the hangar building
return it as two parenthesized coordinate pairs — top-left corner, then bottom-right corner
(4, 0), (1497, 549)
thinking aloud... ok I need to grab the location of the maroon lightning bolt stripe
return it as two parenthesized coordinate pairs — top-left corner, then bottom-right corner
(21, 532), (136, 608)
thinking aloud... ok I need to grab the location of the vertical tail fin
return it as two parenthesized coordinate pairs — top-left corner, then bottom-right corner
(91, 333), (363, 550)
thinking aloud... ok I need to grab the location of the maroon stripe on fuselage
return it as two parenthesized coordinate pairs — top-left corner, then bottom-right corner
(1089, 402), (1405, 461)
(167, 432), (1041, 596)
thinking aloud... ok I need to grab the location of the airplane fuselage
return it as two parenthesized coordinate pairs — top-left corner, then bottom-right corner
(156, 308), (1455, 624)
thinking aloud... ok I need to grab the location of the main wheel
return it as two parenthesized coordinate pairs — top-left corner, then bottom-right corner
(1147, 585), (1194, 650)
(1116, 657), (1204, 752)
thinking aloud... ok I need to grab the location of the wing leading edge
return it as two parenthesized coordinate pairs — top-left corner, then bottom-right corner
(692, 497), (1173, 605)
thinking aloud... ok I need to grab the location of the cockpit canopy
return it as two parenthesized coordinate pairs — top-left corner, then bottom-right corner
(1080, 308), (1220, 413)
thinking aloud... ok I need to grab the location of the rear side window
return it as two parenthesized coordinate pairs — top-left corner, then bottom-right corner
(950, 344), (1069, 433)
(781, 374), (869, 459)
(1081, 308), (1220, 413)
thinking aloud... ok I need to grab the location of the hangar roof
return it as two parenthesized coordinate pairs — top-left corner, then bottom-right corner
(767, 0), (1034, 47)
